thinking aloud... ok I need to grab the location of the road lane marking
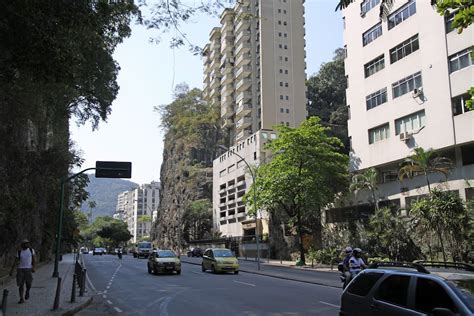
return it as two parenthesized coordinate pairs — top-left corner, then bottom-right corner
(103, 295), (107, 299)
(319, 301), (339, 308)
(114, 307), (123, 313)
(191, 271), (202, 275)
(234, 281), (256, 287)
(159, 296), (173, 316)
(107, 300), (112, 305)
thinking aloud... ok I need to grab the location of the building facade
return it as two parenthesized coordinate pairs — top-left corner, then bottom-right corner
(209, 0), (307, 237)
(330, 0), (474, 222)
(115, 182), (160, 243)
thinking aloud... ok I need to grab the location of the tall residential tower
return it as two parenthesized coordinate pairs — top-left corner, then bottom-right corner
(208, 0), (307, 237)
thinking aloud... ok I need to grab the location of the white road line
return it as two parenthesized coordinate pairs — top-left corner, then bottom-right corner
(233, 280), (256, 287)
(107, 300), (112, 305)
(191, 271), (202, 275)
(102, 295), (107, 299)
(319, 301), (340, 308)
(106, 286), (110, 289)
(114, 307), (123, 313)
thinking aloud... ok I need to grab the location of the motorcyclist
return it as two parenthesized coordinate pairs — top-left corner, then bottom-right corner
(342, 247), (352, 288)
(117, 248), (123, 259)
(349, 248), (367, 278)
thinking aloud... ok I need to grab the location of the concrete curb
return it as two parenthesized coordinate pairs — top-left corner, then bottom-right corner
(62, 296), (93, 316)
(181, 260), (341, 289)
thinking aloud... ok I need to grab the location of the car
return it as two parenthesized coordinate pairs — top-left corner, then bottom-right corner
(340, 261), (474, 316)
(134, 241), (153, 258)
(92, 247), (106, 256)
(187, 247), (203, 257)
(201, 248), (239, 274)
(147, 250), (181, 275)
(80, 247), (89, 254)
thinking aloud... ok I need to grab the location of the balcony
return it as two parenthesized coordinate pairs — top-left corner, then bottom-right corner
(221, 92), (233, 106)
(236, 129), (252, 141)
(222, 30), (234, 41)
(221, 72), (234, 85)
(210, 78), (220, 90)
(236, 102), (252, 117)
(235, 30), (251, 46)
(235, 53), (251, 68)
(221, 104), (235, 119)
(221, 83), (233, 96)
(236, 77), (251, 92)
(235, 40), (251, 57)
(236, 116), (252, 130)
(235, 65), (251, 80)
(235, 17), (250, 34)
(221, 40), (234, 54)
(210, 86), (221, 98)
(222, 117), (234, 129)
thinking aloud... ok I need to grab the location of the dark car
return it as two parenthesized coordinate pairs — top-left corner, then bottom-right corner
(340, 261), (474, 316)
(187, 247), (203, 257)
(92, 247), (106, 256)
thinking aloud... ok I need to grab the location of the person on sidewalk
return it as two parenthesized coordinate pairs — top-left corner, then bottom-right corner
(9, 239), (36, 304)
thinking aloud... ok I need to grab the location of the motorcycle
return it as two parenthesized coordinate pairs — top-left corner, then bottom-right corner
(117, 250), (123, 260)
(338, 262), (348, 289)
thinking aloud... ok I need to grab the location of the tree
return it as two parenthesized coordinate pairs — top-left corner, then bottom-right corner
(87, 200), (97, 224)
(182, 199), (213, 241)
(306, 48), (349, 153)
(350, 168), (380, 211)
(398, 147), (452, 193)
(97, 221), (133, 248)
(411, 190), (471, 262)
(366, 207), (420, 261)
(246, 117), (349, 264)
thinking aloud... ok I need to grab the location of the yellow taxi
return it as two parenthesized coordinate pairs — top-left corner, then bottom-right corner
(201, 248), (239, 274)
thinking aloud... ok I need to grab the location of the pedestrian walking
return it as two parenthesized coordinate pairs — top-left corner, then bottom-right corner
(9, 239), (36, 304)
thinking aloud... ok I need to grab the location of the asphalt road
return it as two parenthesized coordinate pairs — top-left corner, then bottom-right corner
(78, 254), (342, 316)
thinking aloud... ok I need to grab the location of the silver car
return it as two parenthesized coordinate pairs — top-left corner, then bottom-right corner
(340, 262), (474, 316)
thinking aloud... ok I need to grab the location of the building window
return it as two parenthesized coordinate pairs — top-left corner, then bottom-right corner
(286, 108), (289, 113)
(285, 82), (289, 87)
(390, 34), (419, 64)
(279, 69), (283, 73)
(395, 110), (425, 135)
(284, 69), (288, 74)
(278, 32), (282, 37)
(452, 93), (472, 116)
(392, 71), (422, 98)
(278, 9), (281, 13)
(449, 48), (473, 73)
(445, 11), (456, 33)
(284, 45), (288, 49)
(280, 108), (284, 113)
(388, 0), (416, 30)
(461, 143), (474, 166)
(280, 82), (283, 86)
(366, 88), (387, 110)
(280, 95), (284, 100)
(284, 57), (288, 61)
(279, 44), (282, 49)
(278, 20), (281, 25)
(284, 33), (287, 38)
(361, 0), (381, 15)
(285, 96), (289, 100)
(283, 21), (287, 26)
(363, 23), (382, 46)
(364, 54), (385, 78)
(369, 123), (390, 144)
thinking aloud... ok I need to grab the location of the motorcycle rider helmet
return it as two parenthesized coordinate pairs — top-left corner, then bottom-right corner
(345, 247), (353, 254)
(353, 248), (362, 254)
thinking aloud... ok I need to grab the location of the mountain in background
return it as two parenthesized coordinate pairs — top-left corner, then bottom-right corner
(81, 174), (138, 220)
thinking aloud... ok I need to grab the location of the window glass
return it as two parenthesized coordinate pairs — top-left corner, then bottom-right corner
(392, 71), (422, 98)
(363, 23), (382, 46)
(374, 275), (410, 307)
(388, 0), (416, 30)
(369, 124), (390, 144)
(390, 34), (419, 64)
(361, 0), (381, 14)
(366, 88), (387, 110)
(347, 272), (384, 296)
(364, 54), (385, 78)
(449, 48), (473, 73)
(416, 278), (456, 313)
(395, 110), (425, 135)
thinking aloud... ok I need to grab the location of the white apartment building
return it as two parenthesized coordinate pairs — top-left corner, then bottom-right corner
(329, 0), (474, 222)
(209, 0), (307, 237)
(116, 182), (160, 243)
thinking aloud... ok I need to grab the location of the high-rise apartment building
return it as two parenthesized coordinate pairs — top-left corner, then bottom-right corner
(330, 0), (473, 222)
(209, 0), (307, 237)
(115, 182), (160, 243)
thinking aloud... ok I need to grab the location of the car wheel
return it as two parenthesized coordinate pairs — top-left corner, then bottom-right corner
(211, 265), (216, 274)
(201, 264), (206, 272)
(147, 264), (152, 274)
(234, 271), (239, 275)
(176, 270), (181, 275)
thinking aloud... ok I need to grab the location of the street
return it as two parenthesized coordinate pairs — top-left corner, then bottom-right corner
(78, 254), (342, 316)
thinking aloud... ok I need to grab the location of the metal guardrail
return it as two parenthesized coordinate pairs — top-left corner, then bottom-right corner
(74, 254), (87, 297)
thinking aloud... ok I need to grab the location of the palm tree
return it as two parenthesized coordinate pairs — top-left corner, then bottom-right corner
(350, 167), (379, 211)
(87, 200), (96, 224)
(398, 147), (452, 193)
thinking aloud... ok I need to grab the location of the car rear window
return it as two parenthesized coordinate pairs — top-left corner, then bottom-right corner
(374, 275), (410, 307)
(347, 272), (383, 296)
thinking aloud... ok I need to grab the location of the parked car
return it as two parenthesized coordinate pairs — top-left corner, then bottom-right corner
(80, 247), (89, 254)
(147, 250), (181, 275)
(187, 247), (203, 257)
(340, 261), (474, 316)
(92, 247), (106, 256)
(201, 248), (239, 274)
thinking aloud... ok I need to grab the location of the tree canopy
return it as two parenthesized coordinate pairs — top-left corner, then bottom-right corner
(246, 117), (349, 264)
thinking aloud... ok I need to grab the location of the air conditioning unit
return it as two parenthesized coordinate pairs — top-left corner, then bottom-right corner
(400, 132), (412, 142)
(412, 87), (423, 98)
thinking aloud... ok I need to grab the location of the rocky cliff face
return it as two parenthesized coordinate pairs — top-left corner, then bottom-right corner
(151, 87), (223, 250)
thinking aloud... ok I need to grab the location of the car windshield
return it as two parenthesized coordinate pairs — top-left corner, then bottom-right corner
(213, 250), (234, 257)
(448, 279), (474, 312)
(138, 243), (151, 248)
(157, 250), (176, 258)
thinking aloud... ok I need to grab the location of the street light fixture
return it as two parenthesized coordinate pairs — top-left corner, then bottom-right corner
(218, 145), (260, 270)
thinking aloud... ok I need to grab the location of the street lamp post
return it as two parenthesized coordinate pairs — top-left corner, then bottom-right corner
(219, 145), (260, 270)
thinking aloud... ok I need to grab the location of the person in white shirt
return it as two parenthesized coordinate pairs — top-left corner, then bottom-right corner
(10, 239), (36, 304)
(349, 248), (366, 278)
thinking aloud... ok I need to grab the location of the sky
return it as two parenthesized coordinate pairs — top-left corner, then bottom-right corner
(70, 0), (344, 185)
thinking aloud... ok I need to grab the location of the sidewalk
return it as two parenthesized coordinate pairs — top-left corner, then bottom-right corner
(180, 256), (341, 288)
(0, 254), (92, 316)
